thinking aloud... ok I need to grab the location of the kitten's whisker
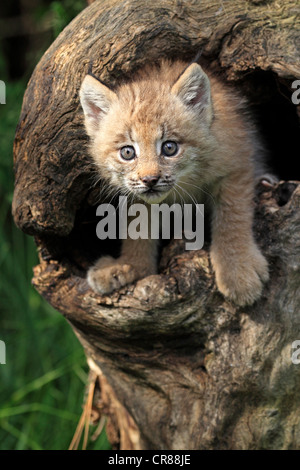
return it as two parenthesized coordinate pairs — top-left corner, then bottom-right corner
(175, 182), (204, 217)
(181, 180), (216, 207)
(175, 182), (197, 206)
(173, 184), (185, 209)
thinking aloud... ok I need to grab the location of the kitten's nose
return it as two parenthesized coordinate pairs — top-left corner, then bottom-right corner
(141, 175), (160, 188)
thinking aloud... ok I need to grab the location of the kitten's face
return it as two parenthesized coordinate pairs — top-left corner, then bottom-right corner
(80, 63), (214, 203)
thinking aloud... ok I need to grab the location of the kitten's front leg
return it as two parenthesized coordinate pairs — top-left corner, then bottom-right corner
(87, 237), (158, 295)
(210, 171), (269, 306)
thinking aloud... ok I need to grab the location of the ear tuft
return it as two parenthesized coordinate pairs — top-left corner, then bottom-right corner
(79, 75), (116, 139)
(171, 63), (212, 122)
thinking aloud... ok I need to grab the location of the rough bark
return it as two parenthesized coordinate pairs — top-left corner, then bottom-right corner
(12, 0), (300, 450)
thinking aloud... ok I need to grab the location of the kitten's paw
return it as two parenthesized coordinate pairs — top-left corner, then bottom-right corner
(87, 256), (137, 294)
(255, 173), (279, 189)
(212, 248), (269, 306)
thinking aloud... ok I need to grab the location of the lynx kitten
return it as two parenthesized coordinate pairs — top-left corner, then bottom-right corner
(80, 61), (269, 306)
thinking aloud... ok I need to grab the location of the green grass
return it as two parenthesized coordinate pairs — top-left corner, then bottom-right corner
(0, 58), (110, 451)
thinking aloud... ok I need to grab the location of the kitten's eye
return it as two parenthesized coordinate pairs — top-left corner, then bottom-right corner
(161, 141), (178, 157)
(120, 146), (136, 161)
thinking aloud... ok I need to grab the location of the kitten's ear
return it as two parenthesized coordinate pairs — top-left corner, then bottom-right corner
(80, 75), (117, 138)
(171, 63), (212, 123)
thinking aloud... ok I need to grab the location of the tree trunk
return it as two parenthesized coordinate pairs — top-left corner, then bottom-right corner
(12, 0), (300, 450)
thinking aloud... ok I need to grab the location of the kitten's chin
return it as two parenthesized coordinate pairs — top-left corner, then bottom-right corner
(138, 190), (171, 204)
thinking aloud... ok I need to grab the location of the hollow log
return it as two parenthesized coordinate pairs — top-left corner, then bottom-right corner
(12, 0), (300, 450)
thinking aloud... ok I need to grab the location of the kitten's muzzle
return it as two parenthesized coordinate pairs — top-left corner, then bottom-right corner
(134, 176), (174, 200)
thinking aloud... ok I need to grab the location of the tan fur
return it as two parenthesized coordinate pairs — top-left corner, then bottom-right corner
(80, 60), (269, 305)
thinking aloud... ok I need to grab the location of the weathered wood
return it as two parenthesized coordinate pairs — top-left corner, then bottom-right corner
(12, 0), (300, 449)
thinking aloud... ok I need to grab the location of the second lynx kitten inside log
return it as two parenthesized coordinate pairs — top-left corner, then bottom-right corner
(80, 60), (270, 306)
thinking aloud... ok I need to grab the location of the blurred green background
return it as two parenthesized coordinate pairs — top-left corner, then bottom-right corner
(0, 0), (110, 450)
